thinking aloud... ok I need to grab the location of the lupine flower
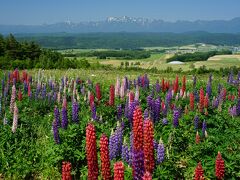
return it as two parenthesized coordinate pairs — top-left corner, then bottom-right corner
(72, 101), (79, 123)
(202, 120), (207, 137)
(194, 116), (199, 130)
(157, 139), (165, 164)
(121, 143), (130, 165)
(18, 88), (23, 101)
(181, 75), (186, 96)
(62, 161), (72, 180)
(147, 95), (153, 109)
(199, 88), (204, 113)
(53, 107), (60, 127)
(156, 80), (161, 93)
(62, 107), (68, 129)
(173, 76), (179, 94)
(133, 106), (144, 151)
(86, 123), (99, 179)
(117, 105), (122, 120)
(109, 85), (115, 106)
(91, 103), (98, 121)
(109, 125), (123, 160)
(194, 162), (204, 180)
(206, 81), (212, 98)
(142, 172), (152, 180)
(132, 149), (144, 180)
(173, 108), (180, 128)
(115, 77), (120, 97)
(28, 83), (31, 97)
(236, 98), (240, 116)
(189, 93), (194, 111)
(10, 85), (16, 113)
(128, 101), (136, 128)
(204, 94), (209, 108)
(100, 134), (111, 180)
(154, 97), (161, 123)
(144, 109), (149, 120)
(52, 120), (60, 144)
(215, 152), (225, 179)
(114, 161), (124, 180)
(11, 103), (18, 133)
(134, 86), (139, 102)
(143, 119), (155, 174)
(96, 83), (101, 103)
(196, 131), (200, 144)
(162, 118), (168, 125)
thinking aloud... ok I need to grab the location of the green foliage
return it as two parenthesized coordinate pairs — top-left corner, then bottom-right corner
(166, 50), (232, 63)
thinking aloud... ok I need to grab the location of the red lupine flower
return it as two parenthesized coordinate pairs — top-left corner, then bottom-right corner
(196, 131), (200, 144)
(204, 94), (209, 108)
(62, 161), (72, 180)
(22, 70), (28, 82)
(142, 172), (152, 180)
(13, 69), (20, 82)
(189, 92), (194, 111)
(215, 152), (225, 179)
(182, 75), (186, 96)
(161, 101), (165, 111)
(166, 81), (170, 90)
(194, 162), (204, 180)
(18, 88), (23, 101)
(199, 88), (204, 113)
(109, 85), (115, 106)
(133, 106), (144, 151)
(173, 76), (179, 94)
(222, 88), (227, 101)
(100, 134), (111, 180)
(231, 95), (235, 101)
(86, 123), (99, 180)
(96, 83), (101, 103)
(114, 161), (124, 180)
(90, 93), (94, 108)
(143, 119), (155, 174)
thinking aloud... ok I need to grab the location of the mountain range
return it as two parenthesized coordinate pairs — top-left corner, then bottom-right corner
(1, 16), (240, 34)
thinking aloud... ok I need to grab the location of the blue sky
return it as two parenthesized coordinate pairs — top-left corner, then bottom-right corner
(0, 0), (240, 25)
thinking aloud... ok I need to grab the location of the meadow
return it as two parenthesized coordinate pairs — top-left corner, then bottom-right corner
(0, 68), (240, 179)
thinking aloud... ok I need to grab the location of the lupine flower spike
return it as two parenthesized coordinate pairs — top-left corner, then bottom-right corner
(194, 162), (204, 180)
(215, 152), (225, 179)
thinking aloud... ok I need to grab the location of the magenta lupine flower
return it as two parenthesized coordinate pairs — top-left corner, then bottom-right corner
(61, 107), (68, 129)
(11, 103), (18, 133)
(173, 108), (180, 128)
(229, 105), (237, 117)
(52, 120), (60, 144)
(72, 101), (79, 123)
(157, 139), (165, 164)
(10, 85), (16, 113)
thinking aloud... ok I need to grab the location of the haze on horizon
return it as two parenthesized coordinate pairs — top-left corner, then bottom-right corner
(0, 0), (240, 25)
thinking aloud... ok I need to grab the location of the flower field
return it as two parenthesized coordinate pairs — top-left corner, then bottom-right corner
(0, 69), (240, 179)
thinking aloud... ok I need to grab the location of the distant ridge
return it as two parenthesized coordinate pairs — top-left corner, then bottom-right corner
(1, 16), (240, 34)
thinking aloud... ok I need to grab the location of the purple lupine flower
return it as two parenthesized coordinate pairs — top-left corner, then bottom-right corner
(52, 120), (60, 144)
(144, 109), (149, 120)
(147, 95), (153, 109)
(153, 139), (158, 151)
(237, 99), (240, 116)
(54, 107), (60, 127)
(206, 82), (212, 97)
(53, 92), (57, 102)
(212, 97), (219, 109)
(121, 144), (130, 164)
(156, 80), (161, 93)
(129, 131), (133, 166)
(72, 101), (79, 123)
(229, 105), (237, 117)
(13, 78), (16, 86)
(237, 71), (240, 81)
(117, 104), (122, 120)
(42, 84), (46, 99)
(144, 74), (150, 89)
(61, 106), (68, 129)
(194, 116), (199, 130)
(23, 80), (28, 94)
(91, 103), (98, 121)
(162, 118), (168, 125)
(115, 124), (124, 156)
(109, 130), (118, 160)
(193, 89), (199, 103)
(228, 71), (234, 83)
(165, 89), (172, 106)
(202, 120), (207, 137)
(217, 84), (222, 94)
(162, 105), (168, 117)
(173, 108), (180, 128)
(132, 149), (144, 180)
(157, 140), (165, 164)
